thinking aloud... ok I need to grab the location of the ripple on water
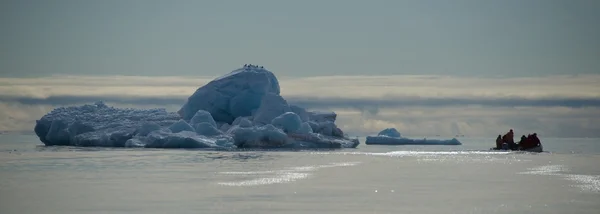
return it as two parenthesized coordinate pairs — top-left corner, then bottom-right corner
(520, 164), (600, 193)
(518, 165), (568, 175)
(217, 162), (360, 186)
(310, 150), (518, 158)
(563, 174), (600, 193)
(311, 150), (529, 164)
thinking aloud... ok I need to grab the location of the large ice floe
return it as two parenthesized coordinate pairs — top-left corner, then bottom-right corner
(365, 128), (461, 145)
(34, 65), (360, 149)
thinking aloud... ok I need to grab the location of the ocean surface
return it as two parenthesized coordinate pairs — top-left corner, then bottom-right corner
(1, 134), (598, 214)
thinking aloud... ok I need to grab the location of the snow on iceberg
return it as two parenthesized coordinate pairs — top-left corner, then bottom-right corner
(34, 65), (360, 149)
(365, 128), (461, 145)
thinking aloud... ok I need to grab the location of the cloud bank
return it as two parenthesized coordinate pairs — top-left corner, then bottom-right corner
(0, 74), (599, 137)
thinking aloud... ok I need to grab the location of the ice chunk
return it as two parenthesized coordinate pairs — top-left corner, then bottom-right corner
(108, 128), (136, 147)
(290, 105), (309, 122)
(378, 128), (401, 138)
(72, 131), (110, 147)
(229, 124), (289, 148)
(125, 138), (145, 147)
(68, 121), (95, 140)
(220, 123), (232, 132)
(314, 121), (335, 136)
(228, 90), (264, 119)
(307, 121), (319, 132)
(239, 119), (253, 127)
(125, 128), (233, 148)
(232, 116), (253, 127)
(178, 66), (280, 123)
(189, 110), (217, 127)
(34, 103), (180, 147)
(144, 130), (218, 148)
(45, 120), (70, 145)
(252, 93), (291, 125)
(308, 111), (337, 123)
(332, 126), (344, 138)
(214, 137), (235, 148)
(271, 112), (302, 133)
(366, 128), (461, 145)
(286, 133), (358, 148)
(194, 122), (223, 136)
(136, 122), (161, 136)
(168, 120), (195, 133)
(66, 127), (134, 147)
(296, 122), (313, 134)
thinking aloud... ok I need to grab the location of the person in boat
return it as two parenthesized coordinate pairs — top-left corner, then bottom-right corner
(531, 133), (541, 147)
(495, 135), (503, 149)
(509, 136), (518, 150)
(517, 135), (527, 149)
(521, 135), (535, 150)
(520, 133), (539, 150)
(502, 129), (515, 149)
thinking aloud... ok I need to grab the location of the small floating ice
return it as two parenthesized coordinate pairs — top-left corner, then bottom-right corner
(365, 128), (461, 145)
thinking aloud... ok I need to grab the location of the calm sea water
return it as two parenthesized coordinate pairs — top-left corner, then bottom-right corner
(0, 134), (598, 214)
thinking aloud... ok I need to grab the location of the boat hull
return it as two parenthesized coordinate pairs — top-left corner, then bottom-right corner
(490, 145), (543, 153)
(522, 145), (543, 152)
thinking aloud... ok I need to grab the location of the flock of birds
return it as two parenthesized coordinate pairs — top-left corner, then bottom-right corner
(243, 64), (264, 69)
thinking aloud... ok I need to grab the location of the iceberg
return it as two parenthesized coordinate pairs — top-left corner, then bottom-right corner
(365, 128), (461, 145)
(34, 65), (360, 149)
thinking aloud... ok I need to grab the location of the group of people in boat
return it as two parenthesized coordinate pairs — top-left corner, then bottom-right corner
(495, 129), (542, 150)
(243, 64), (264, 69)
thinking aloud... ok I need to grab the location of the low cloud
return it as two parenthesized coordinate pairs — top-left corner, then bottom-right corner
(288, 96), (600, 110)
(0, 74), (599, 137)
(0, 95), (187, 106)
(1, 95), (599, 110)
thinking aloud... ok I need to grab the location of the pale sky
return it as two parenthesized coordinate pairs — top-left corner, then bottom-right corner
(1, 0), (599, 137)
(1, 0), (599, 77)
